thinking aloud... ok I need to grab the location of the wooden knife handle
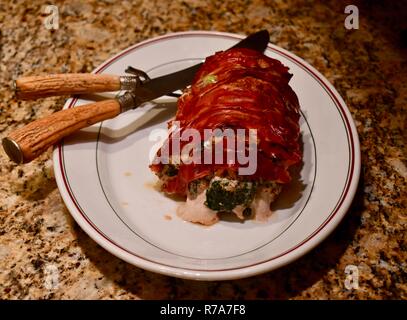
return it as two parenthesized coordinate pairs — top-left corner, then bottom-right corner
(2, 99), (121, 163)
(15, 74), (121, 100)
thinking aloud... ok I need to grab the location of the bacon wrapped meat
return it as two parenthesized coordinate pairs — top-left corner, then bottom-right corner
(150, 48), (302, 225)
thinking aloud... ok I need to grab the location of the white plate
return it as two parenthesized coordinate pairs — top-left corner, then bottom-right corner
(53, 31), (360, 281)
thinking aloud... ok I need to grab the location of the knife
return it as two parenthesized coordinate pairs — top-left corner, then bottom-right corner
(3, 30), (270, 164)
(14, 30), (270, 100)
(14, 73), (142, 100)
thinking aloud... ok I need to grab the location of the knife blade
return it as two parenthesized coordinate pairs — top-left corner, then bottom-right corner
(122, 29), (270, 110)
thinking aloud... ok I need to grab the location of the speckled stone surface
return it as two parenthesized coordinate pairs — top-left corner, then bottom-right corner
(0, 0), (406, 299)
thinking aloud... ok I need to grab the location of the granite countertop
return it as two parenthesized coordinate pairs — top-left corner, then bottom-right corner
(0, 0), (406, 299)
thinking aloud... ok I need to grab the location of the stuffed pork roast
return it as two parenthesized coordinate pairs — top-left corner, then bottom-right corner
(150, 48), (302, 225)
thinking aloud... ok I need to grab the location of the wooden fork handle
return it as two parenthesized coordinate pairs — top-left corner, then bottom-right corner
(15, 74), (121, 100)
(2, 99), (121, 163)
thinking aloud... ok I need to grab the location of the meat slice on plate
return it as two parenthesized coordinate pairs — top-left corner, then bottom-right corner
(150, 48), (302, 225)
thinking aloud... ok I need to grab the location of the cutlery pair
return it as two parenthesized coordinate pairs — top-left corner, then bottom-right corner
(2, 30), (270, 164)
